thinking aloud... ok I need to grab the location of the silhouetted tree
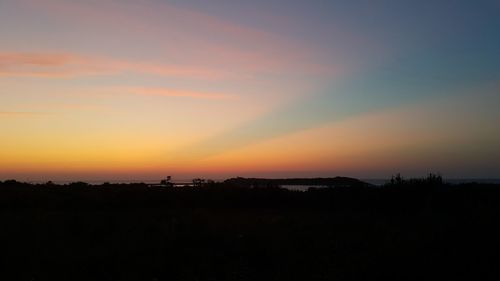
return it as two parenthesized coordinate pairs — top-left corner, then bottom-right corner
(390, 173), (405, 185)
(425, 173), (443, 185)
(160, 176), (173, 187)
(192, 178), (206, 187)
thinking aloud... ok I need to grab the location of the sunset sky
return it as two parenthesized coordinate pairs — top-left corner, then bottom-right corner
(1, 0), (499, 182)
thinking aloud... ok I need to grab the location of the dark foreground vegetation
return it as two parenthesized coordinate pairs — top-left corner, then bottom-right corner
(0, 175), (499, 281)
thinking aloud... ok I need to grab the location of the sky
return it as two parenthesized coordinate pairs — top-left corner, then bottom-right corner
(1, 0), (499, 182)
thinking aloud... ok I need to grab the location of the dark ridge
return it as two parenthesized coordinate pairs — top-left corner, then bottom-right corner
(224, 176), (373, 188)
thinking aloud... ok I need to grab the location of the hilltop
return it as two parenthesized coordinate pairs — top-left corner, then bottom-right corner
(224, 176), (372, 188)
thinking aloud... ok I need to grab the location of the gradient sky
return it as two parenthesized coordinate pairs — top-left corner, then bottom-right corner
(1, 0), (499, 182)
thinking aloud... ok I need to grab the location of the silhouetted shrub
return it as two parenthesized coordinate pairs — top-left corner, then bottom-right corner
(68, 181), (90, 188)
(0, 177), (498, 281)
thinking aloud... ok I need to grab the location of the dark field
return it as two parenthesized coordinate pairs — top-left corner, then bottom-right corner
(0, 178), (499, 281)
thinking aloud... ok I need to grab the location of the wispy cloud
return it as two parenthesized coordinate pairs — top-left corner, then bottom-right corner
(0, 52), (109, 77)
(14, 0), (337, 78)
(0, 52), (230, 79)
(0, 111), (51, 117)
(0, 53), (72, 66)
(57, 87), (236, 101)
(121, 87), (236, 100)
(169, 81), (500, 162)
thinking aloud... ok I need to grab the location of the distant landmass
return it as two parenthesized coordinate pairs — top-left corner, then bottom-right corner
(224, 176), (372, 188)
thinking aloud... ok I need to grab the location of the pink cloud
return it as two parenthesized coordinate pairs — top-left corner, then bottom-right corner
(0, 111), (51, 117)
(0, 52), (230, 79)
(16, 0), (340, 78)
(108, 87), (235, 100)
(0, 53), (72, 66)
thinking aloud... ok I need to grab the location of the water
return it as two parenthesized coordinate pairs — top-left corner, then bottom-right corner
(8, 178), (500, 188)
(280, 185), (328, 192)
(362, 179), (390, 186)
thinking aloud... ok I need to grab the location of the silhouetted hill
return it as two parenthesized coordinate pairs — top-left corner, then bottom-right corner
(224, 176), (372, 188)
